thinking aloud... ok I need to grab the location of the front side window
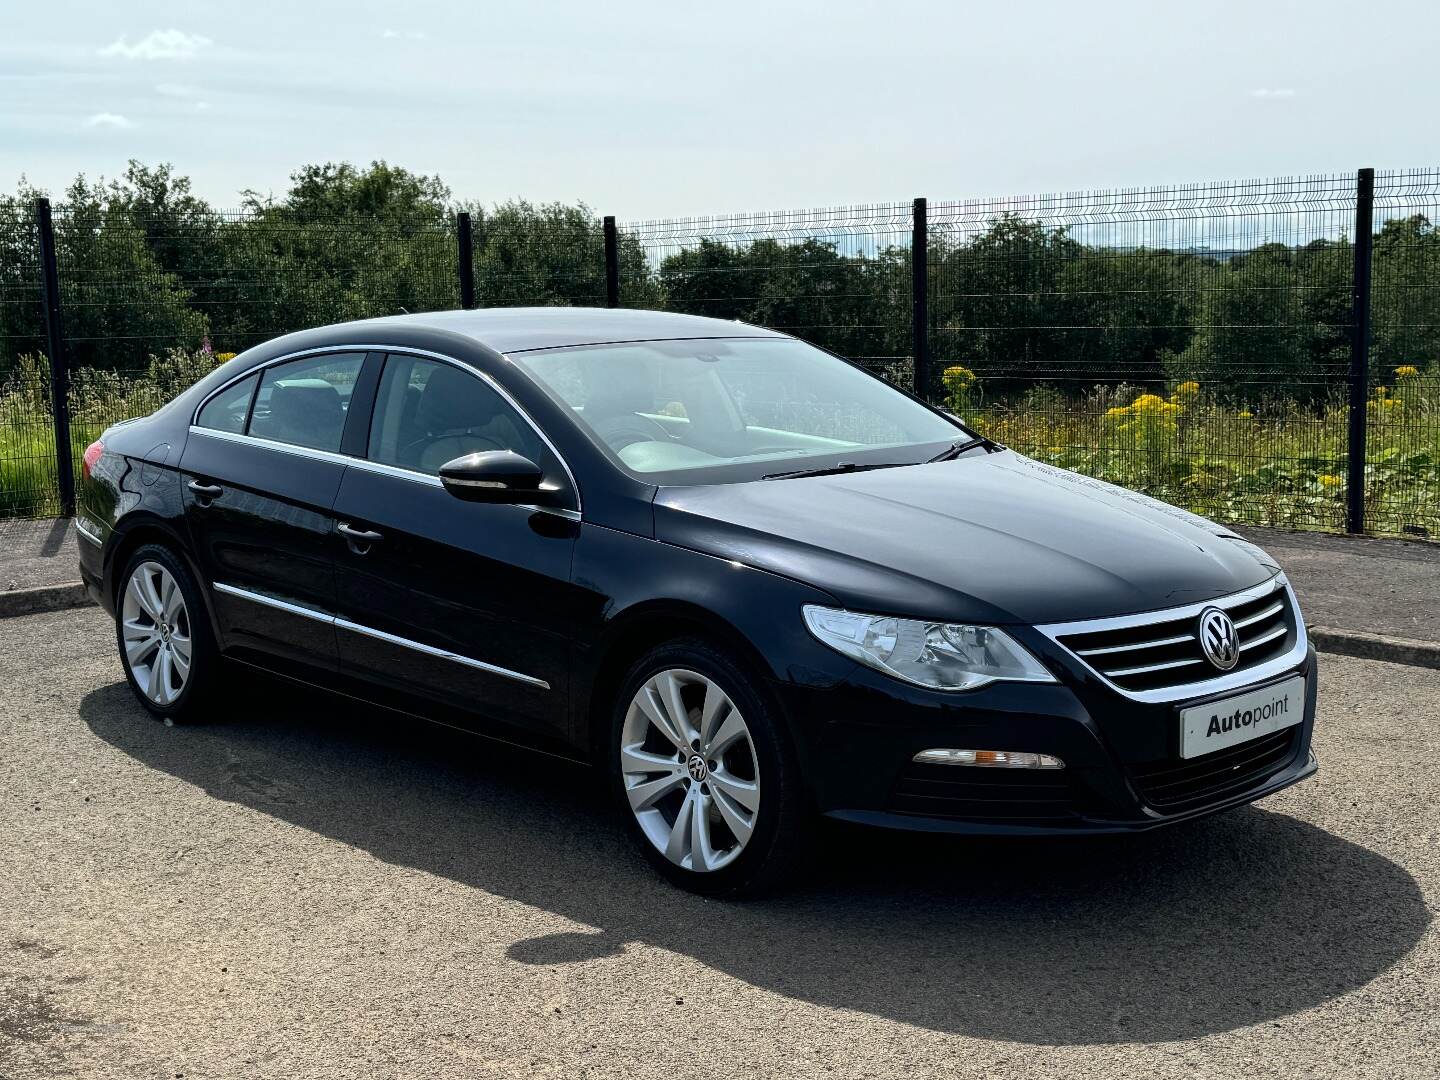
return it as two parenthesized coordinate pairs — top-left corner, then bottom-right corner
(195, 373), (257, 434)
(248, 353), (366, 452)
(368, 354), (545, 476)
(513, 337), (965, 482)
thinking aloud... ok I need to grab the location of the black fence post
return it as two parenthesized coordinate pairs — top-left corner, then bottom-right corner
(456, 212), (476, 310)
(1346, 168), (1375, 535)
(911, 197), (929, 399)
(35, 198), (75, 518)
(603, 215), (620, 308)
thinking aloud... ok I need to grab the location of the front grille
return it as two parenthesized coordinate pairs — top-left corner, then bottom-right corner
(1130, 727), (1301, 812)
(1055, 579), (1297, 694)
(889, 762), (1080, 822)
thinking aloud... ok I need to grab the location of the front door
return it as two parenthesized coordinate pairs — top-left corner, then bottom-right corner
(330, 352), (582, 741)
(181, 351), (372, 675)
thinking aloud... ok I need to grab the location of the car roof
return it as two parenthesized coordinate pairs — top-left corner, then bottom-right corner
(348, 307), (787, 354)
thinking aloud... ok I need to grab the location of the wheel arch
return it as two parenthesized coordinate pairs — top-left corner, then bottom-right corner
(582, 600), (779, 762)
(105, 515), (218, 637)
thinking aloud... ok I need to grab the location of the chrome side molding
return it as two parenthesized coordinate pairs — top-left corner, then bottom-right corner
(211, 581), (550, 690)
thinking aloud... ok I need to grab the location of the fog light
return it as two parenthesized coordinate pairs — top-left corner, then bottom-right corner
(913, 748), (1065, 769)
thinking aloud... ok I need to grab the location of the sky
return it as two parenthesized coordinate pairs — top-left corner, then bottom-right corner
(2, 0), (1437, 220)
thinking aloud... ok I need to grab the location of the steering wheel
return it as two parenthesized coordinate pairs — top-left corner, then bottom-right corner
(591, 413), (672, 451)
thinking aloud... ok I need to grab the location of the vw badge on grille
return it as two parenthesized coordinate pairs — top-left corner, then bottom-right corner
(1198, 607), (1240, 670)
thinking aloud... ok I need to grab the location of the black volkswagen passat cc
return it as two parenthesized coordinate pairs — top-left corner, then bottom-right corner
(78, 308), (1317, 894)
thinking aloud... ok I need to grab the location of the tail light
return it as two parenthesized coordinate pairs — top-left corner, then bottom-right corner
(82, 439), (104, 480)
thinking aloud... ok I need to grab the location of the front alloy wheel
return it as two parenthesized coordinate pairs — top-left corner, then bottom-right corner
(620, 668), (761, 873)
(610, 640), (809, 896)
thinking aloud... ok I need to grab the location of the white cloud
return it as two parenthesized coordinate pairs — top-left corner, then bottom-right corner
(100, 29), (212, 61)
(1250, 88), (1297, 99)
(86, 112), (133, 128)
(380, 28), (427, 40)
(154, 82), (198, 97)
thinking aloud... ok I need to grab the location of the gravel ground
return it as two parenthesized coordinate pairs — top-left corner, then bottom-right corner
(1, 607), (1436, 1079)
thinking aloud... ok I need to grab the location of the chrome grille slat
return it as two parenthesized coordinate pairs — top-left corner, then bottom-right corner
(1105, 656), (1206, 678)
(1040, 577), (1306, 702)
(1239, 623), (1288, 652)
(1232, 600), (1284, 629)
(1075, 632), (1195, 657)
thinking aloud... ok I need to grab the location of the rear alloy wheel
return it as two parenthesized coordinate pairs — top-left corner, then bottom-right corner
(121, 561), (192, 707)
(115, 544), (219, 724)
(611, 640), (809, 896)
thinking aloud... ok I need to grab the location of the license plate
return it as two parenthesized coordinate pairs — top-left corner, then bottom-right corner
(1179, 676), (1305, 759)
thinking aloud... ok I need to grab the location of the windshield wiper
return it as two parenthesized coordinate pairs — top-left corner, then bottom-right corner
(926, 435), (999, 463)
(761, 461), (912, 482)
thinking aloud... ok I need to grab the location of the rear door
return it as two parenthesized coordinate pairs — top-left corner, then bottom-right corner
(181, 350), (378, 674)
(329, 351), (582, 742)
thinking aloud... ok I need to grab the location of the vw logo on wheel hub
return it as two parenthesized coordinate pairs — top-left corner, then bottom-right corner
(687, 755), (709, 782)
(1198, 607), (1240, 670)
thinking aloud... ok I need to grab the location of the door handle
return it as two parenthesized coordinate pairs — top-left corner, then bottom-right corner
(187, 480), (224, 500)
(337, 522), (384, 547)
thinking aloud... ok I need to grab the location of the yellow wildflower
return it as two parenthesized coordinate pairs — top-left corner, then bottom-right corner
(214, 352), (237, 363)
(1374, 386), (1389, 398)
(1132, 393), (1167, 411)
(1237, 409), (1254, 419)
(942, 365), (976, 387)
(1048, 446), (1064, 454)
(1105, 405), (1132, 419)
(1395, 365), (1420, 378)
(1173, 380), (1201, 398)
(1318, 474), (1343, 488)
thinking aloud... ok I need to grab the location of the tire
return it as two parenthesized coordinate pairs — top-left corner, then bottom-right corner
(114, 543), (221, 725)
(608, 637), (811, 897)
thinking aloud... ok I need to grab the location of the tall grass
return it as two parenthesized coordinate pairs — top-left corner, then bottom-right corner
(947, 366), (1440, 538)
(0, 349), (223, 518)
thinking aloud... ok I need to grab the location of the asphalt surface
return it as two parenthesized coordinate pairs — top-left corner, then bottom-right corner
(0, 518), (75, 592)
(1234, 527), (1440, 641)
(2, 607), (1437, 1079)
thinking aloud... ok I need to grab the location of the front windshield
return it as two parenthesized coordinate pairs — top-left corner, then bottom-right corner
(511, 337), (968, 483)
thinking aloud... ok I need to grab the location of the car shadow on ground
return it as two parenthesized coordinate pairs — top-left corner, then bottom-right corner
(79, 678), (1430, 1047)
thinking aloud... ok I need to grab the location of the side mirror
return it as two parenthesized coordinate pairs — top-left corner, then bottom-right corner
(438, 450), (563, 506)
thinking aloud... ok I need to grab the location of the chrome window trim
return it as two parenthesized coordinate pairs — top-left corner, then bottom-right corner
(211, 581), (550, 690)
(74, 518), (105, 547)
(190, 342), (581, 518)
(1036, 575), (1309, 705)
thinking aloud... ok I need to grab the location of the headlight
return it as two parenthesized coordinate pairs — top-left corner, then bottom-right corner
(801, 605), (1056, 691)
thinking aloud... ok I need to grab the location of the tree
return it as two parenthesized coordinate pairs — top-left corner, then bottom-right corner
(928, 216), (1083, 397)
(658, 237), (906, 375)
(1371, 215), (1440, 377)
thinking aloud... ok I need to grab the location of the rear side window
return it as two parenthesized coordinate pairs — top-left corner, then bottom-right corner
(195, 373), (257, 434)
(248, 353), (366, 453)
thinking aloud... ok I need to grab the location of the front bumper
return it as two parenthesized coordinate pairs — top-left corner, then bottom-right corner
(775, 644), (1319, 837)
